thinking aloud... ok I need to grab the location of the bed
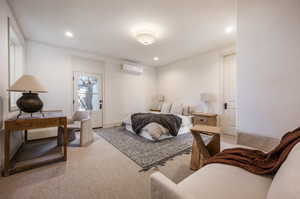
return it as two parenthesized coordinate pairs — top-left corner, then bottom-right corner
(122, 103), (193, 141)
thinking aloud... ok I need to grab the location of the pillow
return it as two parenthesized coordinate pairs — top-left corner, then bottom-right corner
(143, 123), (169, 141)
(161, 103), (172, 113)
(170, 103), (184, 115)
(157, 102), (163, 110)
(182, 104), (191, 116)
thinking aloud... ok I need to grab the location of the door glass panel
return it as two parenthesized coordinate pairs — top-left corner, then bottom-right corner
(76, 75), (100, 111)
(78, 76), (99, 94)
(77, 93), (100, 111)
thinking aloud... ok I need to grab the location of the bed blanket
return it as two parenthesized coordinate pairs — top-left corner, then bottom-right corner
(204, 127), (300, 175)
(131, 113), (182, 136)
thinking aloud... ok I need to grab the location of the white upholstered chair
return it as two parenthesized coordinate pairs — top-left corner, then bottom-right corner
(58, 111), (94, 147)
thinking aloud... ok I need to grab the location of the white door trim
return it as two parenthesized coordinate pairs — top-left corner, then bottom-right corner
(72, 71), (104, 128)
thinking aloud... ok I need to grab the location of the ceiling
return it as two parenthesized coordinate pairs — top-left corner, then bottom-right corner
(9, 0), (236, 66)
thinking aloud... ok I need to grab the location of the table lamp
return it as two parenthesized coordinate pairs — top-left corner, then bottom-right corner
(200, 93), (211, 113)
(8, 75), (48, 117)
(157, 94), (165, 102)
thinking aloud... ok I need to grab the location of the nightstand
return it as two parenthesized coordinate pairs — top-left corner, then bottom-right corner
(190, 125), (221, 170)
(149, 109), (161, 112)
(191, 112), (217, 126)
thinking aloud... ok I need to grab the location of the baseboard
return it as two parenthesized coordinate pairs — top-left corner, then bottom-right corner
(27, 127), (57, 140)
(27, 136), (58, 143)
(103, 122), (122, 128)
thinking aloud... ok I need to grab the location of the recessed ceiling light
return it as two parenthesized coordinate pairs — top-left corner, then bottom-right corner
(153, 57), (159, 61)
(136, 31), (156, 45)
(225, 26), (234, 34)
(65, 31), (74, 38)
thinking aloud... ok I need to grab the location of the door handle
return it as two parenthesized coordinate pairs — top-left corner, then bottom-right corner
(224, 103), (228, 110)
(99, 100), (103, 110)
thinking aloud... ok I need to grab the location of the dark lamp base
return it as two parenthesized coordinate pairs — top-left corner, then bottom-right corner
(16, 93), (44, 118)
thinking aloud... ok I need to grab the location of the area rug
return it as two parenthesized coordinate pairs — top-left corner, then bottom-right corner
(95, 127), (210, 171)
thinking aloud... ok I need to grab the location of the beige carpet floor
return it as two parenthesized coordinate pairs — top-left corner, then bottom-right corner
(0, 133), (236, 199)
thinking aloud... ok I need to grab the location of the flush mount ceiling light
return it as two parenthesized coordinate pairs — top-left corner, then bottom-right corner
(65, 31), (74, 38)
(225, 26), (234, 34)
(153, 57), (159, 61)
(136, 31), (156, 45)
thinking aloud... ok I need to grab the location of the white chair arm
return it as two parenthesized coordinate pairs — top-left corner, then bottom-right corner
(150, 172), (195, 199)
(80, 118), (93, 146)
(81, 118), (91, 128)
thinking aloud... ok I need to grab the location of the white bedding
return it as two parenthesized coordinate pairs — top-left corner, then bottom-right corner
(122, 111), (193, 141)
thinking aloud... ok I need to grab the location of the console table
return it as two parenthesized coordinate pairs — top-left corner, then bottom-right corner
(3, 112), (68, 176)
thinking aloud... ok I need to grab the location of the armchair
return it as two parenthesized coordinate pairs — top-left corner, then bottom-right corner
(58, 111), (94, 147)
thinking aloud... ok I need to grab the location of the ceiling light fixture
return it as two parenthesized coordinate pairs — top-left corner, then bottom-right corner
(65, 31), (74, 38)
(136, 31), (156, 45)
(225, 26), (233, 34)
(153, 57), (159, 61)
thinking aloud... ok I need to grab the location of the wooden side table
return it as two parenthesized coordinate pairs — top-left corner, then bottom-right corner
(190, 125), (221, 170)
(191, 112), (217, 126)
(3, 112), (68, 177)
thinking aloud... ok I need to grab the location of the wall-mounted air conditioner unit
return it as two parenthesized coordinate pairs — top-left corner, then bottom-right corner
(122, 63), (143, 75)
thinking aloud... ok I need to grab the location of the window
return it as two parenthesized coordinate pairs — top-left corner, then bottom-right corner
(8, 17), (25, 112)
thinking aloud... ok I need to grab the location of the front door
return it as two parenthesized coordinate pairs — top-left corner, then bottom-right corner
(73, 72), (103, 128)
(220, 53), (237, 135)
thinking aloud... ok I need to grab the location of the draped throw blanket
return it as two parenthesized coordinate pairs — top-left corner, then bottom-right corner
(131, 113), (182, 136)
(204, 127), (300, 175)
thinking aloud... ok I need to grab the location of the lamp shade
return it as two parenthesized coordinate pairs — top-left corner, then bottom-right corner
(200, 93), (211, 103)
(8, 75), (48, 93)
(157, 95), (165, 102)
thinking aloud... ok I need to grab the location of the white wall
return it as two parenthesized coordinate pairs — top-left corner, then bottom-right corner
(26, 41), (157, 127)
(157, 46), (235, 114)
(0, 0), (26, 168)
(237, 0), (300, 138)
(104, 60), (157, 125)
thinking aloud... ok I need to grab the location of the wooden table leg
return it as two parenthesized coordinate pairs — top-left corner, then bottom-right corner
(24, 129), (28, 143)
(3, 129), (10, 177)
(63, 122), (68, 161)
(190, 132), (211, 170)
(190, 139), (200, 170)
(206, 134), (220, 156)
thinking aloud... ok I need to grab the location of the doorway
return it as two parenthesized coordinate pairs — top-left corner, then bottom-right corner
(73, 72), (103, 128)
(220, 53), (237, 135)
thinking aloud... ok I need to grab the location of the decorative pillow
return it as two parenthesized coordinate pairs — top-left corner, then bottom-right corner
(170, 103), (184, 115)
(161, 102), (172, 113)
(182, 104), (191, 116)
(143, 123), (169, 141)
